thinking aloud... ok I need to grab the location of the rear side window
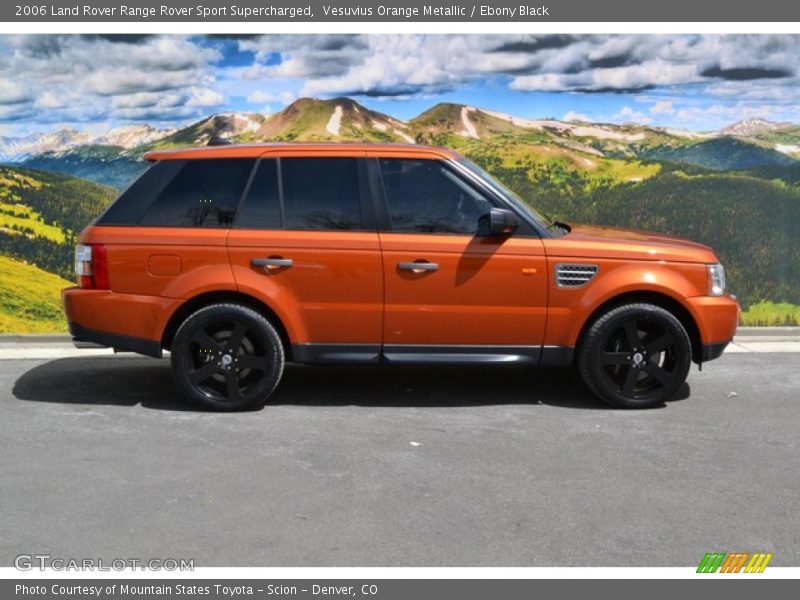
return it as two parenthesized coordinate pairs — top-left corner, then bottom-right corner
(236, 157), (362, 231)
(139, 159), (255, 227)
(97, 160), (185, 225)
(379, 158), (494, 234)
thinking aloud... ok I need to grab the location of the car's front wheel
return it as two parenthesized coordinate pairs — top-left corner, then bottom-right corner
(577, 303), (692, 409)
(171, 303), (285, 411)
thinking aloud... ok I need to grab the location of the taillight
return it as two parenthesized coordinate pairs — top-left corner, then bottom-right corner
(75, 244), (109, 290)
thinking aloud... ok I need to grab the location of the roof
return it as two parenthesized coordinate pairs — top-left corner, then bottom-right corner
(143, 142), (461, 162)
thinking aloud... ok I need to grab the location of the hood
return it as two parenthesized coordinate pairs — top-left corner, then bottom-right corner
(544, 224), (719, 264)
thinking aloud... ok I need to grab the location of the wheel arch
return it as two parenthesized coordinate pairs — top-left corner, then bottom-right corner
(161, 290), (293, 360)
(574, 291), (703, 364)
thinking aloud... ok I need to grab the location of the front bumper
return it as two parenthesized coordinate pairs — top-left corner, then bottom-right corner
(685, 293), (739, 363)
(700, 341), (729, 362)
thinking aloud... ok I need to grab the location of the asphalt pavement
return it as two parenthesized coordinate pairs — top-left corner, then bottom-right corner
(0, 342), (798, 567)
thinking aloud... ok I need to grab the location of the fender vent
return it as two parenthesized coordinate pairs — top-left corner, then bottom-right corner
(555, 263), (599, 287)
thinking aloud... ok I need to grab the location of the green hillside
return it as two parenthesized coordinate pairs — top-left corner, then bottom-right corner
(0, 256), (71, 333)
(0, 166), (116, 281)
(638, 138), (797, 171)
(21, 146), (147, 190)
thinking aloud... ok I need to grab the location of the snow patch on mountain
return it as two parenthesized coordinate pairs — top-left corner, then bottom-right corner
(326, 105), (343, 136)
(663, 128), (714, 139)
(720, 118), (789, 137)
(481, 108), (648, 141)
(394, 129), (415, 144)
(776, 144), (800, 155)
(460, 106), (479, 139)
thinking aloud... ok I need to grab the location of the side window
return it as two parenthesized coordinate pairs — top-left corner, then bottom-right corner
(235, 159), (280, 229)
(379, 159), (494, 234)
(281, 158), (361, 231)
(139, 159), (255, 227)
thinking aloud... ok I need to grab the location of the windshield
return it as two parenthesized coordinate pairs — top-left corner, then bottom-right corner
(456, 157), (556, 231)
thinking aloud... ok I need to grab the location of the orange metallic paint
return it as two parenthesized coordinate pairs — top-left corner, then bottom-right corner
(380, 233), (548, 346)
(227, 230), (383, 344)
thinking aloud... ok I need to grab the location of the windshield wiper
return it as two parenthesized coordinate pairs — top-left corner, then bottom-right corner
(548, 220), (571, 234)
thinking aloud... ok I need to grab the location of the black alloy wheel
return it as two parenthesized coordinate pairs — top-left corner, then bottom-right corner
(578, 303), (692, 408)
(171, 303), (284, 411)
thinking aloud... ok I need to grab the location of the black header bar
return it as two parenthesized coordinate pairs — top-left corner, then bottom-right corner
(3, 0), (800, 22)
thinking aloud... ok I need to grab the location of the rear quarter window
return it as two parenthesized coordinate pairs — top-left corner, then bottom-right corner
(97, 160), (185, 226)
(139, 159), (256, 228)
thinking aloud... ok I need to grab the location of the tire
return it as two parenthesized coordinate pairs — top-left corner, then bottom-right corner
(577, 303), (692, 409)
(171, 303), (285, 411)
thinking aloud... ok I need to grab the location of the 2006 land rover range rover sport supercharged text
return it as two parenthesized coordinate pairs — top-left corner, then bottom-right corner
(63, 143), (739, 410)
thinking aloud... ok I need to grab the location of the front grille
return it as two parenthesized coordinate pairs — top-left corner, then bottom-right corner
(555, 263), (599, 287)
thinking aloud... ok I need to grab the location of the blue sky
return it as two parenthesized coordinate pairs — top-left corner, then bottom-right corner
(1, 34), (799, 137)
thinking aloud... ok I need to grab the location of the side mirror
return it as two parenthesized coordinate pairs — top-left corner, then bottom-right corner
(477, 208), (520, 237)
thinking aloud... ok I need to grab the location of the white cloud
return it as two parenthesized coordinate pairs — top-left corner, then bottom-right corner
(614, 106), (653, 124)
(563, 111), (590, 122)
(237, 34), (800, 102)
(0, 35), (223, 124)
(246, 90), (295, 105)
(35, 90), (71, 109)
(0, 80), (32, 105)
(186, 87), (225, 107)
(650, 101), (675, 115)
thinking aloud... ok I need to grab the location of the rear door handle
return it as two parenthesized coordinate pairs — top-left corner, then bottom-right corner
(252, 257), (293, 270)
(398, 261), (439, 273)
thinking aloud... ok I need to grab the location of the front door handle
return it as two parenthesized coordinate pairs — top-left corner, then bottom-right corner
(398, 261), (439, 273)
(252, 257), (293, 271)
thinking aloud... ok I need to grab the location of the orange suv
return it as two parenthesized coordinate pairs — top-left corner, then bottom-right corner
(62, 143), (739, 410)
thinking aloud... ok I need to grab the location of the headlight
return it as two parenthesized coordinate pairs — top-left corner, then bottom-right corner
(707, 263), (726, 296)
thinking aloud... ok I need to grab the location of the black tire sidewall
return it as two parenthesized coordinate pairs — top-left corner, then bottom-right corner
(578, 303), (692, 409)
(171, 303), (285, 411)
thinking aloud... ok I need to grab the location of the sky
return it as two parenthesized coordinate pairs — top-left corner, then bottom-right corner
(1, 34), (800, 138)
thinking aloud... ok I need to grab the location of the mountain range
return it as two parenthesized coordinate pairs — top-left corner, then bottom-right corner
(3, 98), (800, 188)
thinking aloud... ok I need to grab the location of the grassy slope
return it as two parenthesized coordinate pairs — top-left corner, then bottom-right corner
(0, 256), (70, 333)
(0, 165), (115, 289)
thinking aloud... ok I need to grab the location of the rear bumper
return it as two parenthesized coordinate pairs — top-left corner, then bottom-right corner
(68, 321), (163, 358)
(62, 287), (176, 358)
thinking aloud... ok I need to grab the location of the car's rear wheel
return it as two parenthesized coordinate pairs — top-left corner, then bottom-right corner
(171, 303), (284, 411)
(577, 303), (692, 409)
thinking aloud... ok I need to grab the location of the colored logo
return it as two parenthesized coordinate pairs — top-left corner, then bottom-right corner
(697, 552), (773, 573)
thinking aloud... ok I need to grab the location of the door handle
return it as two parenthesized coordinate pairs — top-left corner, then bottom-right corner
(252, 257), (293, 270)
(398, 261), (439, 273)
